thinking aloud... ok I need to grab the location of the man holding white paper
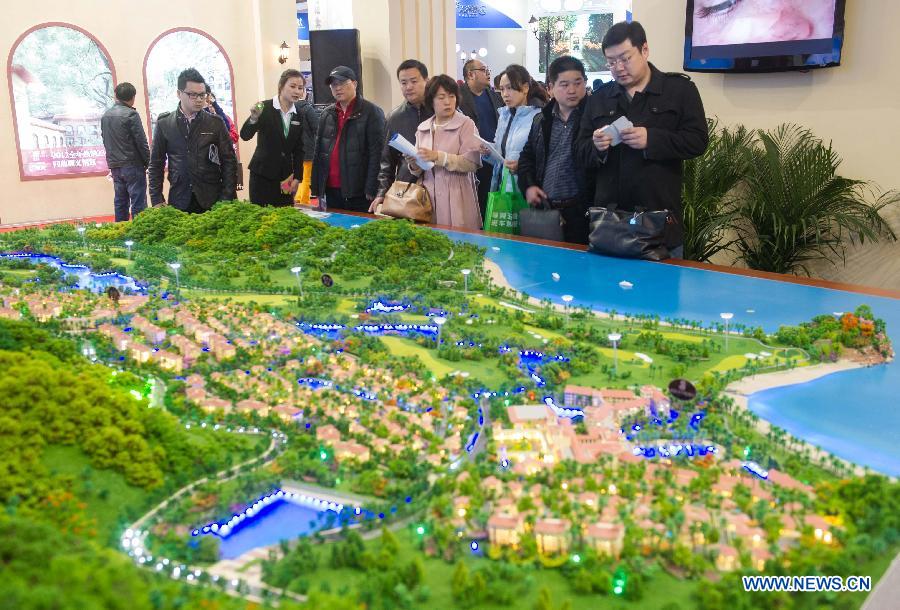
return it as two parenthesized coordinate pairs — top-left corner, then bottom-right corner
(371, 60), (433, 212)
(575, 21), (708, 256)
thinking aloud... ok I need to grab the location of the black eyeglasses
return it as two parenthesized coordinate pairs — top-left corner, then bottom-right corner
(471, 67), (491, 75)
(180, 91), (208, 100)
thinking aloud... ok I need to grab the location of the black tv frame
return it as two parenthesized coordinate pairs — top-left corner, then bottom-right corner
(683, 0), (846, 73)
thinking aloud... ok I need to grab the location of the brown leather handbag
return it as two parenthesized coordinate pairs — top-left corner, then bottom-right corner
(380, 179), (434, 223)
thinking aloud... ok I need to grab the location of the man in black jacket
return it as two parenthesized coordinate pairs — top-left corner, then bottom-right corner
(148, 68), (236, 213)
(311, 66), (385, 212)
(370, 59), (433, 212)
(101, 82), (150, 221)
(575, 21), (708, 256)
(457, 59), (503, 218)
(518, 56), (592, 245)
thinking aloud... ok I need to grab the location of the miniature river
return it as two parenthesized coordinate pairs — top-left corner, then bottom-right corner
(326, 213), (900, 476)
(0, 253), (145, 293)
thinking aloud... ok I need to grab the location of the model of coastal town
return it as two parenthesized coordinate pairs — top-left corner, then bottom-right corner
(1, 203), (896, 610)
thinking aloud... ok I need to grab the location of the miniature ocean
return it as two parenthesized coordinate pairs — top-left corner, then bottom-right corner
(327, 213), (900, 476)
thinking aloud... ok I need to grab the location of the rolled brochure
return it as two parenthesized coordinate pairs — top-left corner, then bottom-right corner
(388, 133), (434, 171)
(477, 136), (504, 165)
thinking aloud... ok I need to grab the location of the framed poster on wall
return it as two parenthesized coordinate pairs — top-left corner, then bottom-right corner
(8, 24), (115, 179)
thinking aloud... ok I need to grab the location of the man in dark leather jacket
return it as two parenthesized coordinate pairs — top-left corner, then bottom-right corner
(100, 82), (150, 221)
(575, 22), (708, 255)
(148, 68), (236, 213)
(311, 66), (386, 211)
(370, 59), (433, 212)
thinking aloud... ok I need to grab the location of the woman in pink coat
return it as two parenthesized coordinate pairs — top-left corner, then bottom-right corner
(407, 74), (483, 230)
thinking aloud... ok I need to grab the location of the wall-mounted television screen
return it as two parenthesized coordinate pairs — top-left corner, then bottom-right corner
(683, 0), (846, 73)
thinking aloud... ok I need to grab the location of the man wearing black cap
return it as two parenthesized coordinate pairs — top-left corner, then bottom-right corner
(311, 65), (386, 211)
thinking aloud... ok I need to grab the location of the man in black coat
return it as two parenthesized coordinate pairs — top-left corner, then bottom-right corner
(311, 66), (386, 212)
(101, 82), (150, 221)
(575, 21), (708, 256)
(518, 56), (592, 245)
(457, 59), (503, 218)
(370, 59), (433, 212)
(148, 68), (236, 213)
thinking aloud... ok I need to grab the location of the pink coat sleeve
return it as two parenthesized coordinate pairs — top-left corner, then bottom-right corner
(457, 117), (483, 169)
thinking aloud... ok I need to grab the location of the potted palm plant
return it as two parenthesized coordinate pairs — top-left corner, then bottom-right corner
(682, 119), (755, 262)
(735, 124), (897, 275)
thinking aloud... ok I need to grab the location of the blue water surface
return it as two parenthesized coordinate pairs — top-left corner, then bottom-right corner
(0, 253), (145, 293)
(216, 501), (328, 559)
(327, 213), (900, 475)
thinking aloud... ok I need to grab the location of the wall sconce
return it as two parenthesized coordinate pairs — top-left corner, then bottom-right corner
(278, 41), (290, 64)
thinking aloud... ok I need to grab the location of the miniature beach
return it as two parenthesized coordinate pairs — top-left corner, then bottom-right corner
(483, 257), (878, 477)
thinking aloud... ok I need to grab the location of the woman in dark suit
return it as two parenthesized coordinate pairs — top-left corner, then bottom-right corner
(240, 69), (306, 206)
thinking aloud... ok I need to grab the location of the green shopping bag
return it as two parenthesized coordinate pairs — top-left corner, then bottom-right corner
(484, 167), (529, 234)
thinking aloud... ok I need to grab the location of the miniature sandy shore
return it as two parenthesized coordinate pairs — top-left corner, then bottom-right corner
(724, 363), (880, 478)
(725, 360), (862, 398)
(482, 258), (877, 477)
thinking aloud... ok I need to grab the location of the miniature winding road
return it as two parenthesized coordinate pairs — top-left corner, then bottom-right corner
(863, 550), (900, 610)
(130, 432), (281, 531)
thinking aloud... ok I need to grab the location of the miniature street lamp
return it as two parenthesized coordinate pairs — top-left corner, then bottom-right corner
(461, 268), (471, 295)
(720, 312), (734, 351)
(612, 567), (627, 596)
(561, 294), (573, 323)
(77, 226), (87, 248)
(433, 316), (446, 348)
(291, 266), (303, 298)
(168, 262), (181, 290)
(125, 240), (134, 259)
(608, 332), (622, 376)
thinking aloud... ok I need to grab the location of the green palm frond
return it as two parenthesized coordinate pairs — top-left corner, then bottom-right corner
(735, 124), (897, 275)
(682, 118), (755, 262)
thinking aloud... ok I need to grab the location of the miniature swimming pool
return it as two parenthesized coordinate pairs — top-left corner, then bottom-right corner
(215, 502), (329, 559)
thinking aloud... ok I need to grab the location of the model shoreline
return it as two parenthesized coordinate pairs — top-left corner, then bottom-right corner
(483, 257), (891, 479)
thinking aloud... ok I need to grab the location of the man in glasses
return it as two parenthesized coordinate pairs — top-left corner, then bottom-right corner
(575, 21), (708, 258)
(459, 59), (502, 218)
(148, 68), (236, 213)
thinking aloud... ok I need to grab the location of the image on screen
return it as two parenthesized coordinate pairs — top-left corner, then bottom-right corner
(690, 0), (836, 59)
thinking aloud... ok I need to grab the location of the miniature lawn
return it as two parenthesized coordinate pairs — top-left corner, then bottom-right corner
(379, 335), (511, 387)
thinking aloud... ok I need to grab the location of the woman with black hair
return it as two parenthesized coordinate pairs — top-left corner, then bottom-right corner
(486, 64), (542, 192)
(240, 69), (306, 206)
